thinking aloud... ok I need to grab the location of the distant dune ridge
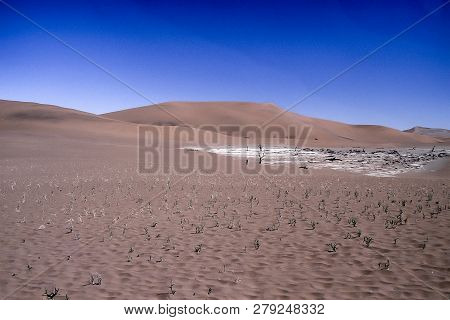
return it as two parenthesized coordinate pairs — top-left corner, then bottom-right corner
(404, 126), (450, 139)
(0, 99), (446, 147)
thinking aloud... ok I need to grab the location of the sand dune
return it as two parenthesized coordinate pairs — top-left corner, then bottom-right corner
(103, 101), (441, 147)
(1, 99), (443, 147)
(404, 126), (450, 138)
(0, 100), (240, 158)
(0, 99), (141, 144)
(404, 126), (450, 146)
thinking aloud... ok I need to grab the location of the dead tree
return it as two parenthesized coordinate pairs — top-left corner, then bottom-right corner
(257, 144), (266, 164)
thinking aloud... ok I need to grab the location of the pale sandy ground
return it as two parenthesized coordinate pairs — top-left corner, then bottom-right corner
(0, 100), (449, 299)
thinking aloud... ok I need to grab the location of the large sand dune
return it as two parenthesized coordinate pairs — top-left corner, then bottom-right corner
(0, 100), (241, 149)
(0, 100), (138, 143)
(1, 99), (443, 147)
(103, 101), (440, 147)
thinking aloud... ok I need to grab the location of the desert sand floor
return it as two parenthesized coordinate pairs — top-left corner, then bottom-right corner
(0, 135), (449, 300)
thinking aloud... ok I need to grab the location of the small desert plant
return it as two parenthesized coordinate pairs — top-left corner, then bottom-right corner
(210, 220), (219, 228)
(254, 239), (260, 250)
(318, 199), (325, 211)
(43, 288), (59, 299)
(430, 207), (440, 219)
(363, 236), (373, 247)
(326, 242), (337, 253)
(396, 209), (407, 225)
(348, 217), (357, 227)
(385, 218), (400, 229)
(87, 273), (102, 286)
(169, 281), (176, 295)
(344, 231), (360, 239)
(194, 224), (204, 234)
(378, 259), (390, 271)
(304, 188), (311, 199)
(194, 244), (203, 253)
(306, 221), (317, 230)
(419, 237), (428, 250)
(334, 214), (342, 223)
(266, 222), (279, 231)
(288, 218), (296, 227)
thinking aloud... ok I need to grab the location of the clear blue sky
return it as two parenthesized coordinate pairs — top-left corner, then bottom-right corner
(1, 0), (449, 129)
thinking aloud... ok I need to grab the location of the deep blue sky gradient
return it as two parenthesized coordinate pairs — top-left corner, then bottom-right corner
(1, 0), (449, 129)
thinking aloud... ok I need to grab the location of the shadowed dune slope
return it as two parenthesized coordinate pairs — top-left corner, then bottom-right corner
(0, 100), (237, 148)
(103, 101), (440, 147)
(0, 99), (138, 143)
